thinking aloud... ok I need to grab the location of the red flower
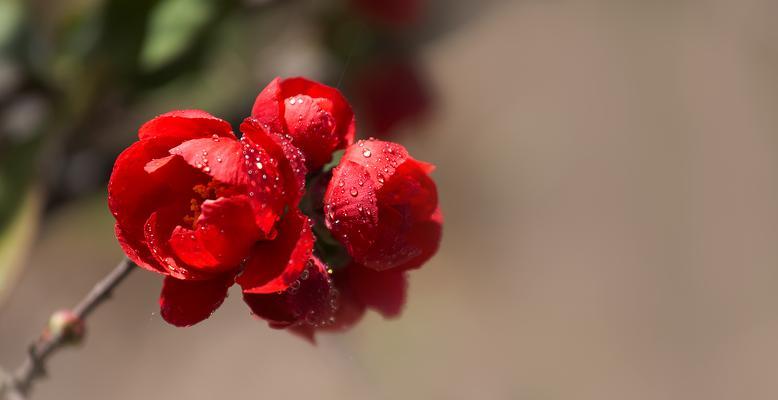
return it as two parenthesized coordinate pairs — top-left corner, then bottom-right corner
(289, 263), (408, 342)
(350, 0), (423, 27)
(109, 77), (442, 335)
(108, 110), (317, 327)
(324, 139), (442, 271)
(251, 77), (355, 171)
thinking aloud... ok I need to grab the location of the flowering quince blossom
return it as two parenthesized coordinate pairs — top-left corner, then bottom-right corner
(251, 77), (355, 171)
(108, 77), (441, 338)
(351, 0), (423, 27)
(324, 140), (441, 271)
(354, 59), (431, 137)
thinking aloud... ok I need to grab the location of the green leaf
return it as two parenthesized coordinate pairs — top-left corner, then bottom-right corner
(322, 149), (345, 172)
(0, 0), (22, 50)
(140, 0), (214, 71)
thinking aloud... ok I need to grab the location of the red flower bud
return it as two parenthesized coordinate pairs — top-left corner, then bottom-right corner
(288, 262), (408, 342)
(243, 257), (337, 329)
(324, 139), (442, 271)
(251, 77), (356, 171)
(47, 310), (85, 344)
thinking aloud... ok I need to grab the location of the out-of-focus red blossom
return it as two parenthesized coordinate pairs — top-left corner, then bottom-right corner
(108, 77), (442, 338)
(251, 77), (355, 171)
(350, 0), (423, 27)
(243, 257), (336, 329)
(290, 263), (408, 343)
(324, 139), (442, 271)
(353, 60), (431, 137)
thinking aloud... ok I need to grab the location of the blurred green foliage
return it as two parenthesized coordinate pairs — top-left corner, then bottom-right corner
(141, 0), (215, 70)
(0, 0), (242, 301)
(0, 185), (40, 305)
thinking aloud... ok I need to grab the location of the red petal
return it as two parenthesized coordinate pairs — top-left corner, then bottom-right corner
(284, 301), (365, 343)
(169, 135), (287, 236)
(251, 77), (355, 170)
(115, 224), (159, 273)
(364, 159), (441, 270)
(169, 195), (261, 272)
(324, 140), (442, 271)
(378, 158), (438, 221)
(400, 207), (443, 270)
(242, 257), (335, 328)
(282, 95), (339, 169)
(240, 118), (307, 205)
(287, 269), (368, 340)
(168, 137), (245, 185)
(168, 226), (221, 270)
(159, 274), (233, 327)
(144, 210), (210, 280)
(358, 205), (443, 271)
(321, 275), (367, 331)
(250, 77), (285, 135)
(138, 110), (235, 143)
(348, 263), (407, 317)
(108, 140), (207, 275)
(324, 160), (379, 258)
(341, 139), (409, 191)
(237, 210), (314, 293)
(279, 78), (354, 138)
(143, 155), (176, 173)
(280, 77), (356, 161)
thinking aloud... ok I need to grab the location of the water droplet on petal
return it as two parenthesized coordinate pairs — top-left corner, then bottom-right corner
(350, 187), (358, 197)
(362, 149), (371, 158)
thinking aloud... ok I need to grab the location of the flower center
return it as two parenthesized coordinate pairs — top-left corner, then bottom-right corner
(182, 180), (230, 227)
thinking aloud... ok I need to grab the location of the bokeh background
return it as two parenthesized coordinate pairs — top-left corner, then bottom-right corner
(3, 0), (778, 398)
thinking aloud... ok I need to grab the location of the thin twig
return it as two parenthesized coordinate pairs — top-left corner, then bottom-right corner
(4, 258), (134, 399)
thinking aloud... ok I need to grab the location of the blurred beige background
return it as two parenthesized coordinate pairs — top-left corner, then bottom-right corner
(4, 0), (778, 398)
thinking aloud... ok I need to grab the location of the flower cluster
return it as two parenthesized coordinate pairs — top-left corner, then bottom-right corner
(108, 77), (442, 337)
